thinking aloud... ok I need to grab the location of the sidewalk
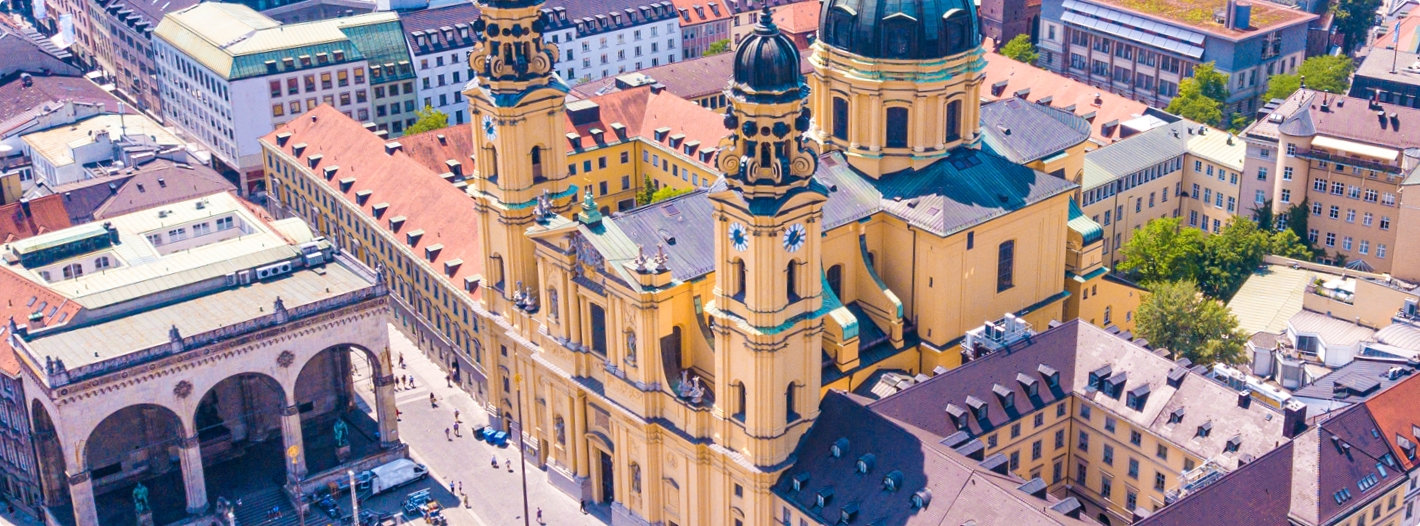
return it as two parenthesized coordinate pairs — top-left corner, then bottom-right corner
(376, 324), (611, 526)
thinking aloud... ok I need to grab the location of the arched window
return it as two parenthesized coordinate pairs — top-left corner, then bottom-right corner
(826, 8), (854, 46)
(786, 383), (799, 422)
(62, 263), (83, 280)
(733, 382), (747, 421)
(827, 264), (843, 298)
(1104, 306), (1113, 325)
(786, 260), (799, 300)
(730, 258), (746, 298)
(490, 254), (505, 290)
(487, 146), (499, 180)
(941, 10), (972, 55)
(759, 142), (772, 168)
(94, 256), (111, 269)
(945, 100), (962, 142)
(885, 107), (909, 148)
(832, 97), (849, 141)
(530, 146), (543, 180)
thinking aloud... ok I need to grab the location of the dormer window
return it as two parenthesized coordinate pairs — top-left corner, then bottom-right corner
(1225, 435), (1242, 452)
(791, 472), (809, 492)
(815, 486), (834, 508)
(1038, 364), (1059, 388)
(945, 404), (967, 429)
(911, 489), (932, 509)
(1126, 384), (1150, 410)
(856, 454), (875, 474)
(1197, 420), (1213, 437)
(1017, 373), (1039, 397)
(1103, 372), (1127, 398)
(883, 470), (904, 491)
(993, 383), (1014, 409)
(1089, 365), (1112, 390)
(830, 438), (849, 458)
(966, 395), (988, 420)
(1168, 407), (1186, 424)
(839, 503), (859, 523)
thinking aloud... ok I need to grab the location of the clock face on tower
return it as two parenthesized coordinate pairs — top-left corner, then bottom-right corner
(729, 222), (749, 252)
(783, 223), (806, 253)
(481, 114), (498, 142)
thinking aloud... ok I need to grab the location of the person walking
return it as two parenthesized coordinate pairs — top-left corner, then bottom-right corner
(491, 455), (498, 469)
(453, 421), (461, 437)
(445, 427), (451, 441)
(537, 508), (544, 524)
(506, 459), (513, 472)
(454, 409), (460, 422)
(580, 500), (587, 514)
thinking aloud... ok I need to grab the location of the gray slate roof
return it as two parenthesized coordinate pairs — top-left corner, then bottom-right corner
(871, 148), (1077, 237)
(613, 189), (717, 282)
(1082, 118), (1198, 191)
(979, 97), (1092, 165)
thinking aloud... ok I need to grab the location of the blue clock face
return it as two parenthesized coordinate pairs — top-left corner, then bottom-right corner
(783, 223), (806, 253)
(481, 114), (497, 141)
(729, 222), (748, 252)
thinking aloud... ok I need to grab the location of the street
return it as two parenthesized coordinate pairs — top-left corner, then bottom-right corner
(348, 324), (612, 526)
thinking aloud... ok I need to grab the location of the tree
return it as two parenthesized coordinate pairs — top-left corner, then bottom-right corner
(649, 185), (693, 203)
(1165, 63), (1229, 126)
(1117, 217), (1205, 286)
(1136, 280), (1249, 366)
(1252, 199), (1275, 231)
(1282, 199), (1318, 257)
(1262, 55), (1356, 101)
(999, 34), (1038, 65)
(703, 39), (731, 56)
(635, 175), (656, 206)
(1199, 217), (1308, 299)
(405, 105), (449, 135)
(1333, 0), (1382, 52)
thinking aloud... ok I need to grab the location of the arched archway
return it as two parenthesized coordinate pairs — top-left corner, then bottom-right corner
(194, 373), (289, 498)
(85, 404), (187, 526)
(30, 400), (68, 510)
(293, 344), (389, 474)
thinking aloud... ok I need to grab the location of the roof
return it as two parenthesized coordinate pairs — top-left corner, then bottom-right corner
(1364, 373), (1420, 470)
(1081, 0), (1315, 39)
(1137, 441), (1296, 525)
(869, 148), (1077, 237)
(0, 194), (73, 243)
(1067, 199), (1102, 245)
(979, 97), (1091, 164)
(1292, 357), (1415, 403)
(0, 18), (80, 77)
(1293, 405), (1404, 524)
(1354, 47), (1420, 86)
(871, 320), (1288, 465)
(30, 158), (235, 222)
(774, 391), (1095, 526)
(400, 3), (479, 57)
(102, 0), (200, 37)
(611, 190), (718, 281)
(1287, 310), (1376, 348)
(1374, 322), (1420, 351)
(1226, 263), (1328, 336)
(0, 75), (119, 139)
(981, 51), (1151, 146)
(771, 0), (820, 34)
(671, 0), (733, 26)
(1082, 118), (1200, 191)
(572, 50), (814, 101)
(261, 105), (483, 299)
(154, 4), (411, 81)
(1266, 89), (1420, 150)
(0, 264), (83, 374)
(20, 113), (183, 168)
(1186, 126), (1246, 171)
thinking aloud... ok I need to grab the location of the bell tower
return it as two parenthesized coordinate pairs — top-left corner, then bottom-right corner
(465, 0), (571, 313)
(708, 7), (825, 469)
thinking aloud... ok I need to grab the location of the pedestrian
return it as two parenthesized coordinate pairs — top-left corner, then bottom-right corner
(399, 352), (406, 368)
(453, 421), (461, 437)
(445, 427), (451, 440)
(458, 481), (463, 493)
(537, 508), (544, 524)
(454, 409), (460, 422)
(580, 500), (587, 514)
(491, 455), (498, 469)
(430, 393), (437, 407)
(506, 459), (513, 472)
(446, 374), (453, 388)
(396, 409), (402, 422)
(450, 481), (456, 494)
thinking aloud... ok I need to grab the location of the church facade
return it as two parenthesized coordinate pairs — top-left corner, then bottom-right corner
(261, 0), (1139, 523)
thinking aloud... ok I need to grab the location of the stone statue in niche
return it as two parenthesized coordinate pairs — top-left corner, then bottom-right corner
(630, 462), (642, 493)
(554, 416), (565, 445)
(548, 288), (559, 321)
(625, 330), (637, 366)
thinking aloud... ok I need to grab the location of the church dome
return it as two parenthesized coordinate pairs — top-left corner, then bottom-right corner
(732, 7), (804, 95)
(819, 0), (980, 60)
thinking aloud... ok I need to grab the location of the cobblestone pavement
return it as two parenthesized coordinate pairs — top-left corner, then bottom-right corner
(351, 324), (612, 526)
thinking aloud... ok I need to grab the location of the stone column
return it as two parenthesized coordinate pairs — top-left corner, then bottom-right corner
(573, 392), (590, 479)
(281, 405), (307, 482)
(374, 373), (400, 447)
(68, 471), (99, 526)
(178, 435), (208, 514)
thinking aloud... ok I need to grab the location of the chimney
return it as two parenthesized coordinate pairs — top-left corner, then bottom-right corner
(385, 142), (402, 155)
(18, 198), (31, 218)
(1282, 401), (1307, 438)
(1237, 390), (1252, 408)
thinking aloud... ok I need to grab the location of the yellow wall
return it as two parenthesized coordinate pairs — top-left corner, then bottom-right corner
(1180, 153), (1244, 234)
(0, 171), (20, 206)
(1083, 168), (1181, 267)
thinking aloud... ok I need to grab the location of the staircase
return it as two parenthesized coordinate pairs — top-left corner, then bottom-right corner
(231, 487), (301, 526)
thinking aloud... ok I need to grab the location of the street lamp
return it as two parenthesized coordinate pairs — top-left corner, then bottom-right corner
(349, 470), (360, 525)
(515, 374), (531, 526)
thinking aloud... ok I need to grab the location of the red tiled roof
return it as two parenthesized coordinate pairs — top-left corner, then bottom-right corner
(261, 106), (483, 299)
(1364, 372), (1420, 470)
(671, 0), (733, 25)
(981, 52), (1150, 146)
(0, 266), (82, 375)
(0, 194), (73, 243)
(772, 0), (820, 35)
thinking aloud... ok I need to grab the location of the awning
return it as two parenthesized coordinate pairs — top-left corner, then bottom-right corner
(1311, 135), (1399, 162)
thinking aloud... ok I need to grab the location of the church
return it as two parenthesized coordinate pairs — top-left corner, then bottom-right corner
(260, 0), (1141, 523)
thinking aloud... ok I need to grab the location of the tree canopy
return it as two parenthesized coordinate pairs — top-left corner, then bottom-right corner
(1119, 216), (1312, 299)
(405, 106), (449, 135)
(1116, 217), (1205, 285)
(1136, 280), (1249, 366)
(704, 39), (731, 56)
(999, 34), (1038, 65)
(635, 175), (656, 206)
(1165, 63), (1230, 126)
(649, 185), (693, 203)
(1333, 0), (1382, 52)
(1262, 55), (1356, 101)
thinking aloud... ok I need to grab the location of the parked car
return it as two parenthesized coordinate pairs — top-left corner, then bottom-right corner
(367, 459), (429, 496)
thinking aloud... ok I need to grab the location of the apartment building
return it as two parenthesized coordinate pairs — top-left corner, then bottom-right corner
(153, 2), (415, 194)
(18, 113), (186, 189)
(812, 319), (1300, 524)
(1081, 117), (1245, 265)
(672, 0), (732, 58)
(401, 3), (482, 126)
(1242, 89), (1420, 279)
(1039, 0), (1315, 115)
(722, 0), (807, 46)
(90, 0), (198, 116)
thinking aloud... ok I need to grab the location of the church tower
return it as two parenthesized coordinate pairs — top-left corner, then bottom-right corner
(809, 0), (985, 177)
(708, 7), (825, 470)
(465, 0), (572, 313)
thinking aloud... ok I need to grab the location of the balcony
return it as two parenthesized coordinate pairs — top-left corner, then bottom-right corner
(1294, 149), (1402, 176)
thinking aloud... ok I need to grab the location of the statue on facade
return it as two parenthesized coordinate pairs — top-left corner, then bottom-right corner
(333, 419), (349, 448)
(133, 483), (150, 514)
(625, 331), (637, 366)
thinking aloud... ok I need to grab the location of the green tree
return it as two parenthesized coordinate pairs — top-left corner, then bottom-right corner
(1282, 199), (1318, 257)
(1334, 0), (1382, 52)
(1136, 280), (1249, 365)
(1252, 199), (1275, 231)
(1267, 229), (1314, 260)
(1117, 217), (1206, 285)
(1199, 217), (1307, 299)
(1166, 63), (1230, 126)
(703, 39), (731, 56)
(999, 34), (1038, 65)
(1262, 55), (1356, 101)
(649, 185), (693, 203)
(636, 175), (656, 206)
(405, 105), (449, 135)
